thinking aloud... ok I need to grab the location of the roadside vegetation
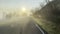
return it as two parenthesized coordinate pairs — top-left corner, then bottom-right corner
(33, 0), (60, 34)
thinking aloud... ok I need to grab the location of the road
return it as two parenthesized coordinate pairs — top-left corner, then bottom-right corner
(0, 16), (47, 34)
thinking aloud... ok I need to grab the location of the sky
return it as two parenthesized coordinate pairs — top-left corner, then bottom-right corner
(0, 0), (46, 9)
(0, 0), (47, 20)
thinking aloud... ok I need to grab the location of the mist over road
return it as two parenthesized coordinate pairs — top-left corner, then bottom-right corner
(0, 16), (47, 34)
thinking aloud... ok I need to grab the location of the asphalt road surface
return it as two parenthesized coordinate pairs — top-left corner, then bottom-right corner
(0, 16), (47, 34)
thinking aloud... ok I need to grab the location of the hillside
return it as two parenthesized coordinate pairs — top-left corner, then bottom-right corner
(33, 0), (60, 34)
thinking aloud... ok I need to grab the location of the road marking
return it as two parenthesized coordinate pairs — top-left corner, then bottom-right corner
(35, 24), (45, 34)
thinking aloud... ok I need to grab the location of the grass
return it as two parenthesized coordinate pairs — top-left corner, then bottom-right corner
(32, 16), (57, 34)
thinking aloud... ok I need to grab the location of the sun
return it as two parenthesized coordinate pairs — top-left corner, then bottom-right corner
(22, 7), (26, 12)
(19, 7), (32, 16)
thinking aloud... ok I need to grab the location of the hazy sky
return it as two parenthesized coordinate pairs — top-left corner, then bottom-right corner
(0, 0), (45, 9)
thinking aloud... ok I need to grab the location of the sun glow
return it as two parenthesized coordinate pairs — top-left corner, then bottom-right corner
(19, 7), (32, 16)
(22, 7), (26, 12)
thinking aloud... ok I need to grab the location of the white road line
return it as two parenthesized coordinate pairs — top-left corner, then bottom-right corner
(35, 24), (45, 34)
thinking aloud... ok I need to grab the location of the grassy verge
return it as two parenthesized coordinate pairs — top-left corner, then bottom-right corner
(32, 16), (57, 34)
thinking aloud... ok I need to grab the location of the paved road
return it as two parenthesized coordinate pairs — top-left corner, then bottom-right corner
(0, 16), (47, 34)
